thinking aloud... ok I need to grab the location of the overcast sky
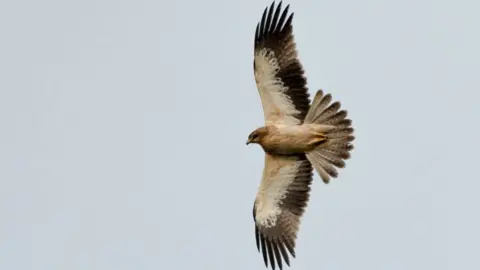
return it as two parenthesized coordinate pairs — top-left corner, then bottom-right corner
(0, 0), (479, 269)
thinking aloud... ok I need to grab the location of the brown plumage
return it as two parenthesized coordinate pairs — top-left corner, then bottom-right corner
(247, 2), (355, 270)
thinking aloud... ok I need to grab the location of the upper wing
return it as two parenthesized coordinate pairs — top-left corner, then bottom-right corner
(253, 154), (313, 270)
(253, 1), (310, 125)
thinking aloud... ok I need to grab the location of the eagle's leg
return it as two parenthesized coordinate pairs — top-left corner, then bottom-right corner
(307, 133), (328, 147)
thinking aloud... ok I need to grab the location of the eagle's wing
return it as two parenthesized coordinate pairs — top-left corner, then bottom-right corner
(253, 154), (313, 270)
(254, 1), (310, 125)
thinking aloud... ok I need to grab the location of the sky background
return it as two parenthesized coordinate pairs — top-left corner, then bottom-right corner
(0, 0), (479, 269)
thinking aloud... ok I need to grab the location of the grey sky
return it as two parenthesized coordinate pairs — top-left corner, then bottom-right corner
(0, 0), (478, 269)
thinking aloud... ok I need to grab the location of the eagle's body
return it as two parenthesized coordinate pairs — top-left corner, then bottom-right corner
(247, 2), (355, 270)
(251, 124), (332, 155)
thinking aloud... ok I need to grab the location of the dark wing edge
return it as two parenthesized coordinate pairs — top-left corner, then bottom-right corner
(254, 1), (311, 123)
(253, 155), (313, 270)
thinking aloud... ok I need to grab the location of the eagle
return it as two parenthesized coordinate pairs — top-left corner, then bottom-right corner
(247, 2), (355, 270)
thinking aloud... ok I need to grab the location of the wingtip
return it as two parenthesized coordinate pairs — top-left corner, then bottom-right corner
(256, 0), (293, 43)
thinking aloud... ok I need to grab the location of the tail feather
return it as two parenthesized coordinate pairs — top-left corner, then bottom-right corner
(327, 128), (354, 139)
(311, 101), (341, 124)
(332, 119), (352, 129)
(304, 90), (332, 123)
(323, 110), (347, 125)
(324, 147), (351, 160)
(308, 151), (338, 181)
(321, 136), (354, 159)
(314, 149), (345, 168)
(304, 89), (355, 183)
(307, 151), (338, 178)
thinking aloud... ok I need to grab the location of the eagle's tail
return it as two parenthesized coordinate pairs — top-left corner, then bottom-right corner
(303, 89), (355, 183)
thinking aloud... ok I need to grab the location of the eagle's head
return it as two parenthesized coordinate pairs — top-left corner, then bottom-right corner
(246, 127), (268, 145)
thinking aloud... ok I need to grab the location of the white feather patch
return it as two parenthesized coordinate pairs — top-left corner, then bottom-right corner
(254, 48), (300, 125)
(255, 160), (300, 228)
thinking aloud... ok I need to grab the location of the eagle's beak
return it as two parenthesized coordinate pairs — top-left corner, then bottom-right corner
(246, 138), (252, 145)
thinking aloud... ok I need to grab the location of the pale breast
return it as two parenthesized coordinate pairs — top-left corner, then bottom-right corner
(260, 125), (316, 154)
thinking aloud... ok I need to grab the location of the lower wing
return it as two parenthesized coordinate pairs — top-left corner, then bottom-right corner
(253, 153), (313, 270)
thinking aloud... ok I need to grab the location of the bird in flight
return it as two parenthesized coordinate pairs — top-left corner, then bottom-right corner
(248, 1), (355, 269)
